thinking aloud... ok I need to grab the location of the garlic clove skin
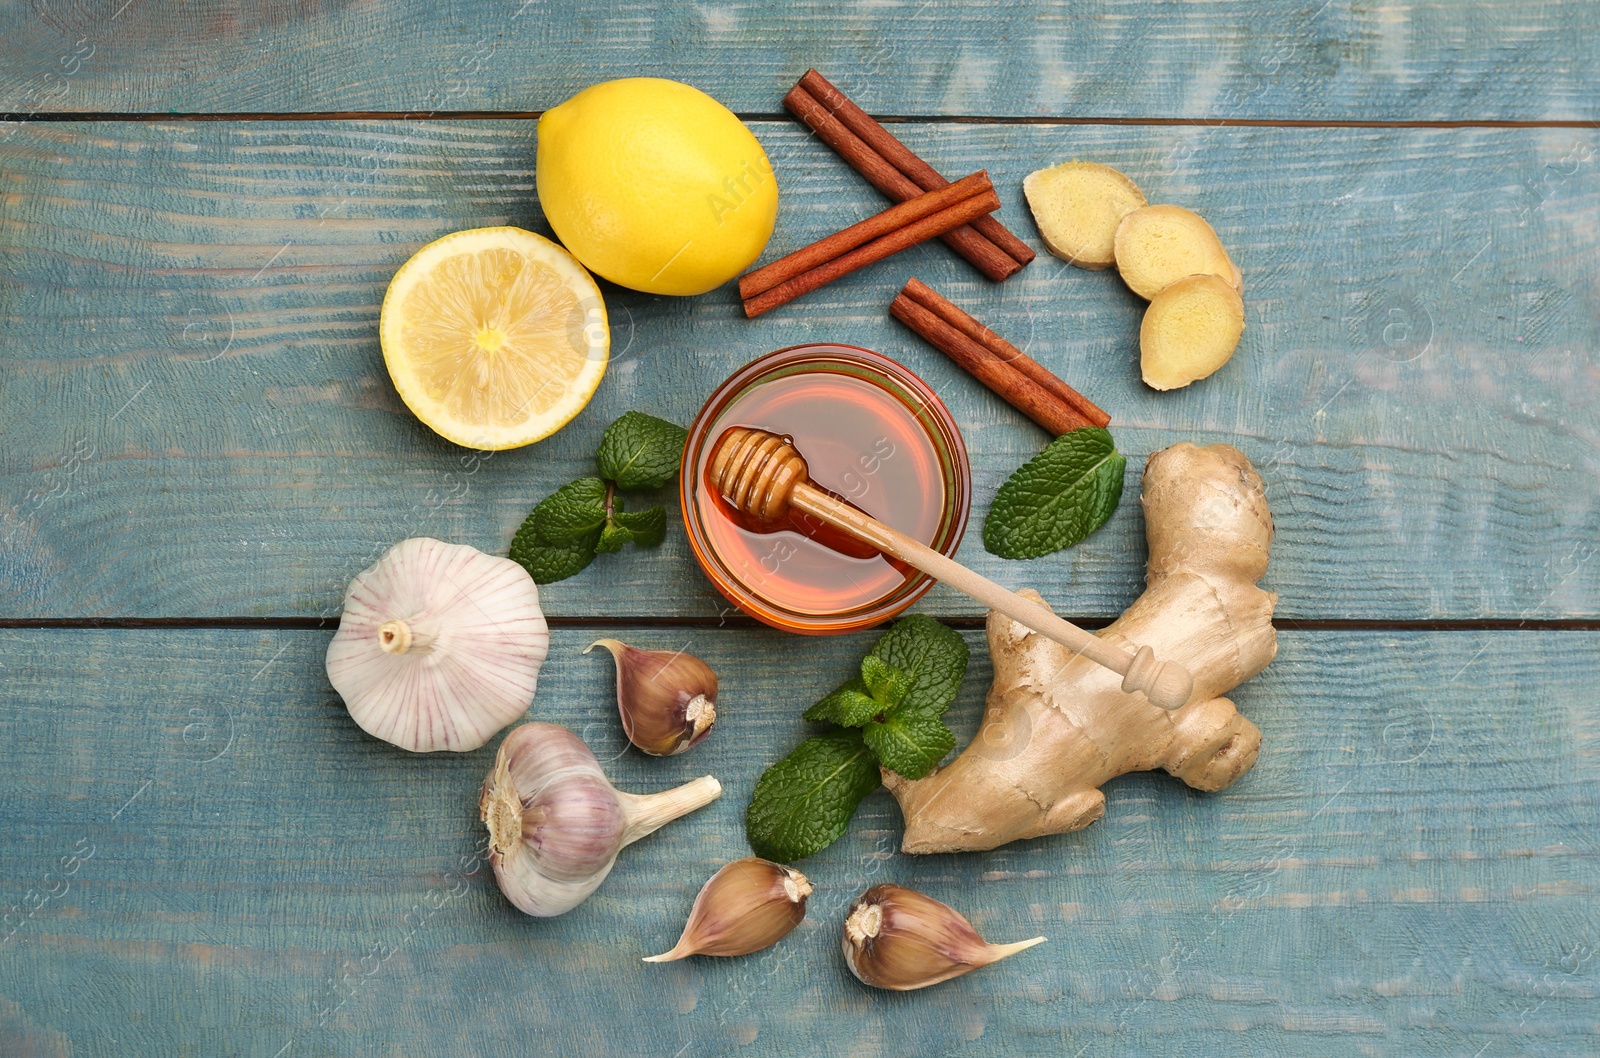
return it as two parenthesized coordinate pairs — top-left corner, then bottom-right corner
(480, 723), (722, 917)
(644, 857), (811, 962)
(841, 883), (1045, 991)
(584, 639), (718, 756)
(326, 537), (548, 753)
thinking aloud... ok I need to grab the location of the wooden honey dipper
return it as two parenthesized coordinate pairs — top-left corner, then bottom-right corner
(709, 427), (1195, 710)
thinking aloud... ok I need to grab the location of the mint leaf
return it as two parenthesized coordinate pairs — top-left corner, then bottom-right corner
(533, 478), (608, 546)
(613, 505), (666, 548)
(746, 730), (882, 862)
(859, 654), (909, 710)
(596, 502), (668, 553)
(510, 478), (605, 584)
(509, 524), (598, 584)
(803, 678), (883, 727)
(596, 411), (688, 490)
(868, 614), (968, 719)
(984, 427), (1125, 560)
(863, 709), (957, 780)
(594, 522), (632, 554)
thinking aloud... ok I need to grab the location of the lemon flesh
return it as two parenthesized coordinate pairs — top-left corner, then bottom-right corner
(537, 77), (778, 296)
(380, 227), (608, 450)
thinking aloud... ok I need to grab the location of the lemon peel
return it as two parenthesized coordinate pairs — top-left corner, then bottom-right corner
(537, 78), (778, 296)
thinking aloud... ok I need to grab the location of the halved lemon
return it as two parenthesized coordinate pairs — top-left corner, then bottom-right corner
(380, 226), (609, 450)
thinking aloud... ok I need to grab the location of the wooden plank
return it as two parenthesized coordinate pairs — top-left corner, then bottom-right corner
(0, 626), (1595, 1055)
(1, 119), (1597, 621)
(1, 1), (1596, 121)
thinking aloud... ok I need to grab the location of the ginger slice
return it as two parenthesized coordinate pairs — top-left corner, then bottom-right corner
(1113, 204), (1240, 300)
(1139, 273), (1245, 391)
(1022, 162), (1147, 270)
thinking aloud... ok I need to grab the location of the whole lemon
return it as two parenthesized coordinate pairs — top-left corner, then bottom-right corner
(537, 78), (779, 296)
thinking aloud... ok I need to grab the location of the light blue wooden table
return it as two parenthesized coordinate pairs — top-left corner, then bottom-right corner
(2, 3), (1597, 1055)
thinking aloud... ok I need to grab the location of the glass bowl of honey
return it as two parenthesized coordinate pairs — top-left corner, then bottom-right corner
(681, 344), (970, 634)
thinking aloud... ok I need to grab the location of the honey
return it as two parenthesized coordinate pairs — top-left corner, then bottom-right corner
(682, 345), (970, 634)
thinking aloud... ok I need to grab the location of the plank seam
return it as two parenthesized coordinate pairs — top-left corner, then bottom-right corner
(5, 112), (1598, 129)
(1, 618), (1598, 632)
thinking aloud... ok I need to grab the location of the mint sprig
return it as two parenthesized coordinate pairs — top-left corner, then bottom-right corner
(983, 426), (1126, 560)
(509, 412), (687, 584)
(747, 614), (969, 862)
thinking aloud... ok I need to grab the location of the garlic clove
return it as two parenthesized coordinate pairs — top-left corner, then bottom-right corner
(326, 537), (548, 753)
(644, 857), (811, 962)
(584, 639), (718, 756)
(480, 723), (722, 917)
(841, 883), (1045, 991)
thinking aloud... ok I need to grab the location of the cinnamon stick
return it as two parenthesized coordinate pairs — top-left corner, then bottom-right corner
(744, 188), (1002, 318)
(891, 295), (1087, 435)
(739, 171), (994, 301)
(797, 69), (1037, 269)
(783, 84), (1020, 283)
(900, 278), (1110, 428)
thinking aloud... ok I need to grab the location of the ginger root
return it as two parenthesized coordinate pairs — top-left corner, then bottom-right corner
(1023, 162), (1147, 270)
(885, 442), (1276, 854)
(1140, 273), (1246, 390)
(1113, 204), (1240, 300)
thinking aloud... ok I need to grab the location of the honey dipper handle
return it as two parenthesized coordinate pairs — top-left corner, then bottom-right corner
(789, 482), (1194, 710)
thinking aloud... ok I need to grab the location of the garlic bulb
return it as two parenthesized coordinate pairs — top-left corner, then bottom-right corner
(480, 722), (722, 917)
(584, 639), (718, 755)
(645, 857), (811, 962)
(325, 537), (548, 753)
(842, 883), (1045, 990)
